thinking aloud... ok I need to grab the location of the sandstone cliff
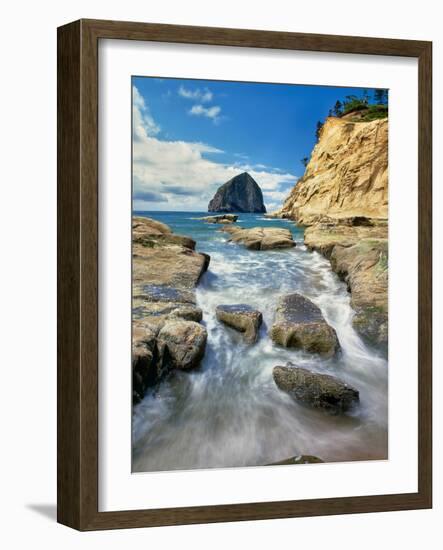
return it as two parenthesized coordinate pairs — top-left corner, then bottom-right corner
(278, 117), (388, 224)
(277, 115), (389, 349)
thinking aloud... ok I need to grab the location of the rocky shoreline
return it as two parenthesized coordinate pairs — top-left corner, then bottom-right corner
(304, 220), (388, 348)
(132, 93), (389, 469)
(132, 216), (358, 417)
(132, 217), (210, 403)
(271, 114), (389, 350)
(132, 213), (388, 466)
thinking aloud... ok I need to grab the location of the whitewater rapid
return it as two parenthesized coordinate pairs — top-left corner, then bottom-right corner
(132, 215), (388, 472)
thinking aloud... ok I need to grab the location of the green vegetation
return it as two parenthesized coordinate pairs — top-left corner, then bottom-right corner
(330, 89), (388, 121)
(374, 88), (388, 104)
(342, 95), (368, 115)
(358, 104), (389, 121)
(333, 100), (343, 117)
(310, 88), (389, 150)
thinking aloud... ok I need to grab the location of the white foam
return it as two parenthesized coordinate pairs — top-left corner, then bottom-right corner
(133, 223), (387, 472)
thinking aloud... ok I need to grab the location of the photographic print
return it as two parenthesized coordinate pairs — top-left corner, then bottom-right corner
(131, 76), (388, 473)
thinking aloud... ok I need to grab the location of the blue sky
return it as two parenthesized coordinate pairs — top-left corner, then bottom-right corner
(132, 76), (376, 212)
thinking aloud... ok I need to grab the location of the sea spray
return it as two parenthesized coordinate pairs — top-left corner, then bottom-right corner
(132, 212), (388, 472)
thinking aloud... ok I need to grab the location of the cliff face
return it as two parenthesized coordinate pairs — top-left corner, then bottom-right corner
(208, 172), (266, 213)
(278, 117), (388, 224)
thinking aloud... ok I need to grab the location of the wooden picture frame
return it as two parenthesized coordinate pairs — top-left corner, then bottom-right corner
(57, 18), (432, 531)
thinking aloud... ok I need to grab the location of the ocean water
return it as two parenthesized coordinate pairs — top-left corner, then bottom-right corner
(132, 211), (388, 472)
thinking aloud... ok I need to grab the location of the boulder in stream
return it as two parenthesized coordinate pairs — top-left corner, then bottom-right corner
(270, 293), (339, 357)
(216, 304), (263, 343)
(157, 319), (207, 371)
(222, 226), (295, 251)
(273, 364), (359, 414)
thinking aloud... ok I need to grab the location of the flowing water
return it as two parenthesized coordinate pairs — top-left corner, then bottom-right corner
(132, 212), (388, 472)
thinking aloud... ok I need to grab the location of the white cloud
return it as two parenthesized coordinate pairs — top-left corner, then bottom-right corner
(189, 104), (222, 122)
(177, 85), (222, 124)
(178, 85), (213, 103)
(132, 85), (160, 139)
(189, 142), (224, 154)
(132, 85), (297, 211)
(263, 190), (291, 202)
(265, 202), (281, 212)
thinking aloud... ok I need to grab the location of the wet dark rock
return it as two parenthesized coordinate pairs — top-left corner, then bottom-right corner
(273, 364), (359, 414)
(134, 284), (196, 304)
(216, 304), (263, 343)
(270, 293), (340, 357)
(198, 214), (238, 224)
(208, 172), (266, 213)
(132, 302), (203, 324)
(132, 324), (162, 404)
(157, 320), (207, 371)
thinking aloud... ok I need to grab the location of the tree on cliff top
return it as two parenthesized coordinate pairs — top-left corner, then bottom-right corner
(333, 100), (343, 117)
(331, 89), (388, 122)
(374, 88), (388, 105)
(315, 121), (324, 141)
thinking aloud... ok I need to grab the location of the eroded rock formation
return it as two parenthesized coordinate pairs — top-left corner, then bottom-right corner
(304, 222), (388, 347)
(132, 216), (210, 403)
(208, 172), (266, 213)
(270, 293), (340, 357)
(197, 214), (238, 224)
(273, 364), (359, 414)
(277, 117), (388, 224)
(222, 226), (295, 250)
(216, 304), (263, 343)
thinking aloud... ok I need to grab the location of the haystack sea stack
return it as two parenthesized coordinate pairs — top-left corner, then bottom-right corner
(208, 172), (266, 213)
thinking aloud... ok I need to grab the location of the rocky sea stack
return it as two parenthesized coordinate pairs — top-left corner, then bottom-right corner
(208, 172), (266, 213)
